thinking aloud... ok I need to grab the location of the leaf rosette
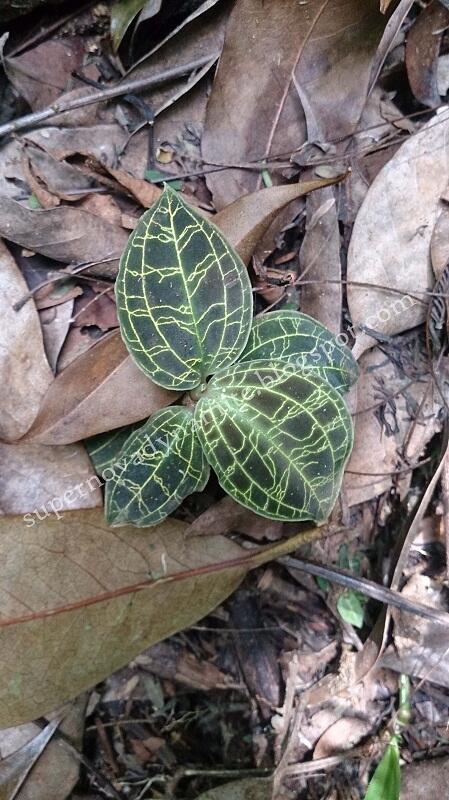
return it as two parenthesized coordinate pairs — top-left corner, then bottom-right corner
(102, 186), (357, 526)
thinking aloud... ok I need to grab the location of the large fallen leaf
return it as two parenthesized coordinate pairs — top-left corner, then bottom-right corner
(348, 109), (449, 360)
(0, 441), (102, 514)
(0, 509), (312, 727)
(0, 198), (128, 278)
(22, 331), (178, 445)
(202, 0), (390, 208)
(0, 240), (52, 441)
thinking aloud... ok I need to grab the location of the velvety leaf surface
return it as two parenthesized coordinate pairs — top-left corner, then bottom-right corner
(105, 407), (210, 526)
(195, 360), (353, 522)
(86, 423), (142, 474)
(116, 186), (252, 389)
(239, 310), (359, 393)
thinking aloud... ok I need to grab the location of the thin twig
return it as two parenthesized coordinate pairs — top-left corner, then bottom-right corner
(0, 55), (216, 139)
(281, 555), (449, 627)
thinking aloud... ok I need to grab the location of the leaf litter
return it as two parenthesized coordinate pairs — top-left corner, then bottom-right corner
(2, 1), (449, 798)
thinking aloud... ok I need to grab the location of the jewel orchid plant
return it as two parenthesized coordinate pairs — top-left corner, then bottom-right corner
(97, 186), (357, 527)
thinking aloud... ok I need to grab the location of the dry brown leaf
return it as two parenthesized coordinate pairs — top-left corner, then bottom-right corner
(0, 719), (60, 798)
(215, 178), (342, 264)
(405, 0), (449, 107)
(299, 187), (341, 335)
(381, 574), (449, 688)
(202, 0), (390, 208)
(348, 108), (449, 360)
(22, 331), (178, 445)
(91, 162), (161, 208)
(0, 197), (128, 278)
(25, 125), (128, 165)
(344, 346), (442, 506)
(400, 756), (449, 798)
(0, 508), (305, 727)
(0, 441), (102, 515)
(40, 299), (74, 373)
(0, 240), (52, 441)
(3, 38), (88, 111)
(186, 496), (283, 541)
(312, 716), (373, 760)
(0, 697), (86, 800)
(24, 143), (98, 202)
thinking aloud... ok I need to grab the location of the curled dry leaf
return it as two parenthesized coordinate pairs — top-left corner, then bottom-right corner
(0, 697), (86, 800)
(0, 441), (102, 514)
(381, 574), (449, 688)
(405, 0), (449, 108)
(0, 197), (128, 278)
(3, 38), (87, 111)
(22, 331), (178, 445)
(348, 108), (449, 360)
(0, 719), (60, 797)
(214, 177), (343, 265)
(344, 345), (442, 506)
(0, 508), (305, 727)
(202, 0), (390, 208)
(0, 239), (52, 441)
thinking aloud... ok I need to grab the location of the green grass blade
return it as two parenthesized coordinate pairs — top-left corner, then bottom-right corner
(116, 186), (253, 390)
(239, 310), (359, 393)
(364, 740), (400, 800)
(195, 359), (353, 522)
(105, 406), (210, 526)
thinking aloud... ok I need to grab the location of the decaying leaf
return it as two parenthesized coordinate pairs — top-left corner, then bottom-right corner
(3, 38), (87, 110)
(0, 509), (310, 727)
(0, 239), (53, 441)
(0, 697), (86, 800)
(344, 345), (442, 506)
(0, 441), (102, 515)
(0, 197), (128, 278)
(215, 177), (343, 265)
(0, 719), (60, 799)
(22, 331), (178, 445)
(202, 0), (390, 208)
(348, 109), (449, 359)
(405, 0), (449, 108)
(381, 574), (449, 688)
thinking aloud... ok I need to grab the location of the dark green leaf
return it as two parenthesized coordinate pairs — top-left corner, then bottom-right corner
(364, 740), (401, 800)
(110, 0), (148, 51)
(86, 423), (143, 474)
(239, 310), (359, 393)
(116, 186), (253, 390)
(195, 360), (353, 522)
(106, 406), (210, 526)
